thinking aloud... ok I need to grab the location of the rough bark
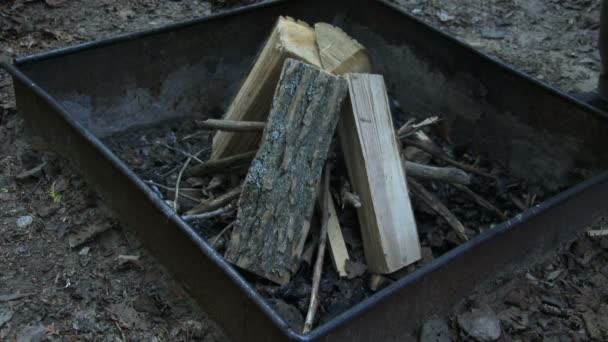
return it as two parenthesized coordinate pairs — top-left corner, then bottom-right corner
(224, 59), (348, 285)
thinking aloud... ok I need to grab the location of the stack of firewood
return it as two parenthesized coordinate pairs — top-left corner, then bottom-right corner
(174, 16), (504, 333)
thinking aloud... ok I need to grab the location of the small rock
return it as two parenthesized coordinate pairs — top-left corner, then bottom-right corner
(0, 309), (14, 327)
(505, 290), (529, 310)
(436, 10), (454, 23)
(117, 254), (141, 269)
(480, 28), (506, 40)
(420, 318), (451, 342)
(457, 305), (502, 341)
(16, 324), (46, 342)
(16, 215), (33, 228)
(78, 246), (90, 256)
(345, 259), (367, 279)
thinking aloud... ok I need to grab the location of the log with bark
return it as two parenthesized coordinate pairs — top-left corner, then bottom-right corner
(224, 59), (348, 285)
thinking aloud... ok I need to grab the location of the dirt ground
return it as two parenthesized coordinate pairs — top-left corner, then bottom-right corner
(0, 0), (605, 341)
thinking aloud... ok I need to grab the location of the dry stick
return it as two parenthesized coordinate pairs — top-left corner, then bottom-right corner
(398, 116), (439, 138)
(452, 183), (507, 220)
(144, 180), (200, 203)
(402, 139), (496, 180)
(211, 221), (235, 248)
(195, 119), (266, 132)
(174, 148), (207, 212)
(405, 161), (471, 185)
(185, 150), (256, 177)
(408, 178), (468, 241)
(303, 163), (331, 334)
(186, 186), (241, 215)
(182, 204), (234, 222)
(159, 143), (205, 164)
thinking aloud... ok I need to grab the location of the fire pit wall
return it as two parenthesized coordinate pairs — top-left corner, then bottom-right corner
(9, 0), (608, 340)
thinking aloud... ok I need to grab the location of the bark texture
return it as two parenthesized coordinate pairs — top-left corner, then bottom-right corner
(224, 59), (347, 284)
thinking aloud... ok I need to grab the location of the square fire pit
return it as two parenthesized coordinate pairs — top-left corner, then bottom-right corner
(4, 0), (608, 340)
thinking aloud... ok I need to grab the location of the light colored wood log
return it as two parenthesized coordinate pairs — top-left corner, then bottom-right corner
(224, 59), (348, 285)
(326, 194), (349, 278)
(314, 22), (372, 75)
(211, 16), (321, 160)
(196, 119), (266, 132)
(337, 73), (421, 274)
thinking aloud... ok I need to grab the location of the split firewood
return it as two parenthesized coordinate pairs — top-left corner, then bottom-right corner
(326, 193), (350, 277)
(452, 183), (506, 220)
(186, 186), (241, 215)
(195, 119), (266, 132)
(303, 164), (331, 334)
(314, 22), (372, 75)
(224, 59), (348, 285)
(405, 161), (471, 185)
(185, 151), (256, 177)
(408, 178), (468, 241)
(211, 16), (321, 160)
(338, 73), (421, 274)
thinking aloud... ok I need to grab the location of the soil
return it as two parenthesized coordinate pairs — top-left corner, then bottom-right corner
(0, 0), (606, 341)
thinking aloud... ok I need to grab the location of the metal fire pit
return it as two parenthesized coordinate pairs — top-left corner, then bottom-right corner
(4, 0), (608, 340)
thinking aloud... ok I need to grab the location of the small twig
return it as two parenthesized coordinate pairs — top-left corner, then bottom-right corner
(588, 229), (608, 238)
(144, 180), (200, 203)
(396, 118), (416, 136)
(303, 163), (331, 334)
(182, 204), (234, 222)
(21, 178), (44, 201)
(510, 194), (527, 212)
(114, 320), (127, 342)
(409, 178), (468, 241)
(158, 143), (205, 164)
(398, 116), (439, 138)
(185, 150), (256, 178)
(405, 161), (471, 185)
(452, 183), (506, 220)
(174, 148), (208, 212)
(195, 119), (266, 132)
(186, 186), (241, 215)
(211, 221), (235, 248)
(402, 139), (496, 180)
